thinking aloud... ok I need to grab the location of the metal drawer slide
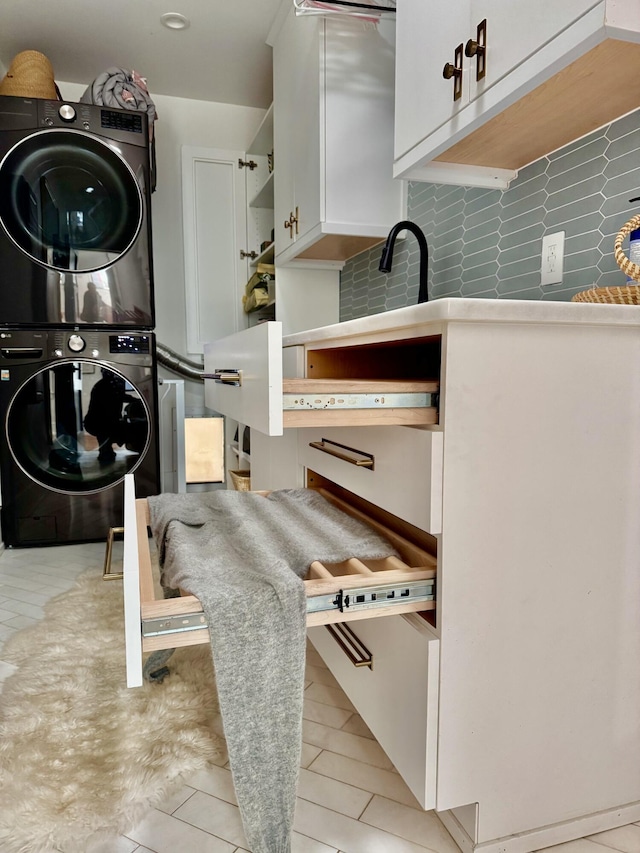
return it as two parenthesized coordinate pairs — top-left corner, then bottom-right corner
(307, 578), (435, 614)
(283, 392), (438, 411)
(142, 577), (436, 638)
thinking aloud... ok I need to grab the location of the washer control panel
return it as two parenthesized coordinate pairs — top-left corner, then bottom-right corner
(0, 329), (153, 366)
(58, 104), (77, 123)
(67, 334), (85, 353)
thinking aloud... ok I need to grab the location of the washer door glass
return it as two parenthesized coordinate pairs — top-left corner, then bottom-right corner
(0, 130), (142, 273)
(7, 362), (150, 494)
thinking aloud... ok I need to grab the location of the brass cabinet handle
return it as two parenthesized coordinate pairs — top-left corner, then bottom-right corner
(309, 437), (374, 470)
(284, 206), (299, 239)
(464, 39), (481, 57)
(326, 623), (373, 669)
(202, 369), (242, 386)
(442, 43), (464, 101)
(466, 19), (487, 81)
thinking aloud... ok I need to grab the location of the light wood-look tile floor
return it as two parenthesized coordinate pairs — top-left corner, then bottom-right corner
(0, 542), (639, 853)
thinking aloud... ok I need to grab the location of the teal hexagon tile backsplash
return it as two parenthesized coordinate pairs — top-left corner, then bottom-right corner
(339, 107), (640, 321)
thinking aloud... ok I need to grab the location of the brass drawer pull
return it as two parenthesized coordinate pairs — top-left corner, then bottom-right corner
(202, 369), (242, 387)
(309, 438), (374, 470)
(326, 622), (373, 669)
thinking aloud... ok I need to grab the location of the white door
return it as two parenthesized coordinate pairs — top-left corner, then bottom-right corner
(182, 146), (248, 355)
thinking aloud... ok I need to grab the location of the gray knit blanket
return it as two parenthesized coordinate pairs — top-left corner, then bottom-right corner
(147, 488), (398, 853)
(80, 67), (157, 134)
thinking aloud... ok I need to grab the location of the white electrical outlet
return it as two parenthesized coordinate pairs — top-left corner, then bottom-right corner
(541, 231), (565, 286)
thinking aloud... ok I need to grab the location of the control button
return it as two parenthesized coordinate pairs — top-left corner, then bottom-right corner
(67, 334), (85, 353)
(54, 349), (63, 357)
(83, 121), (90, 130)
(59, 104), (76, 123)
(44, 118), (54, 127)
(91, 349), (99, 358)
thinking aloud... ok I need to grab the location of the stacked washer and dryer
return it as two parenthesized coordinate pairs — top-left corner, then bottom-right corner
(0, 95), (159, 546)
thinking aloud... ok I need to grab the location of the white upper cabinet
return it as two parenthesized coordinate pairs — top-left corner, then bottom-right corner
(394, 0), (640, 188)
(269, 6), (405, 268)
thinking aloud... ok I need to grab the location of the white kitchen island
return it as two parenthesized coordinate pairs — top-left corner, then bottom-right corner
(205, 298), (640, 852)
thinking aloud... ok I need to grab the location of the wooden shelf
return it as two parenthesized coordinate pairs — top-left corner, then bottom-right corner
(249, 171), (274, 209)
(248, 104), (274, 156)
(251, 242), (275, 267)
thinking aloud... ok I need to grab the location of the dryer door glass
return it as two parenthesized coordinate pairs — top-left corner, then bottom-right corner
(6, 362), (150, 494)
(0, 130), (142, 273)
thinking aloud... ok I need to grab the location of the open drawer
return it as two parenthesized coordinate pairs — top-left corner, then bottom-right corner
(122, 474), (437, 688)
(203, 322), (440, 436)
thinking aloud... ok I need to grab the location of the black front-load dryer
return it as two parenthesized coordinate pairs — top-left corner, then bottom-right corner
(0, 96), (154, 328)
(0, 328), (159, 546)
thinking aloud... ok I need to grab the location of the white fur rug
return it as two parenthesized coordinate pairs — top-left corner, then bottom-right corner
(0, 569), (225, 853)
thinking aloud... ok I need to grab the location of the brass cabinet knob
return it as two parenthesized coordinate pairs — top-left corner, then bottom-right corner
(284, 207), (299, 239)
(465, 38), (484, 58)
(442, 62), (460, 80)
(443, 44), (464, 101)
(467, 19), (487, 81)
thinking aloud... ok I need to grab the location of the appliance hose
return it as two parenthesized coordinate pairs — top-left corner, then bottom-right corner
(156, 342), (204, 382)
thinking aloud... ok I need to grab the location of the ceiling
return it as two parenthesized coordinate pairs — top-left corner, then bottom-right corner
(0, 0), (286, 108)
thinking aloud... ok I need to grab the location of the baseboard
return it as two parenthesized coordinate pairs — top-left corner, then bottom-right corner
(438, 800), (640, 853)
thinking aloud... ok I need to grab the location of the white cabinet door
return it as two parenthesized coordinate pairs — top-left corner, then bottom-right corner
(469, 0), (600, 100)
(273, 8), (321, 259)
(395, 0), (470, 161)
(271, 7), (404, 267)
(182, 147), (247, 355)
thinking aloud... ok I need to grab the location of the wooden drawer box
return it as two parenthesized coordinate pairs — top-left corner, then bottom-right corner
(299, 426), (443, 534)
(309, 613), (439, 810)
(123, 475), (438, 688)
(204, 323), (441, 436)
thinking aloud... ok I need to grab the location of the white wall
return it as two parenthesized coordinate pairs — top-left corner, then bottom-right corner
(59, 82), (265, 407)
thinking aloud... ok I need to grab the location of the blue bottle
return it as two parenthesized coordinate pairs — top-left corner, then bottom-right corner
(628, 196), (640, 282)
(628, 227), (640, 282)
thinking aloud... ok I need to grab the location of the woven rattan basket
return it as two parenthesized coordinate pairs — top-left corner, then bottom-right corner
(572, 214), (640, 304)
(571, 285), (640, 304)
(229, 469), (251, 491)
(0, 50), (58, 100)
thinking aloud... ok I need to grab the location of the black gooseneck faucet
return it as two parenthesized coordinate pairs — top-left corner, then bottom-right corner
(378, 220), (429, 303)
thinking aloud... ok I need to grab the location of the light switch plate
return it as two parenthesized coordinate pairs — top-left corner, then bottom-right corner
(541, 231), (565, 286)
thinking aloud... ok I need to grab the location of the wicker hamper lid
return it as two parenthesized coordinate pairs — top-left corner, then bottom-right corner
(0, 50), (57, 100)
(571, 213), (640, 304)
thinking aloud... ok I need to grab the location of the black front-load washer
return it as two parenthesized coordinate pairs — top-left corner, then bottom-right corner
(0, 328), (159, 546)
(0, 96), (154, 328)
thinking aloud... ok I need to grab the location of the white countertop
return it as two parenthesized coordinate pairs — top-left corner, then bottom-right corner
(283, 297), (640, 347)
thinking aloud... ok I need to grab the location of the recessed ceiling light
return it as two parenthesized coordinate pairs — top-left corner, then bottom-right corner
(160, 12), (190, 30)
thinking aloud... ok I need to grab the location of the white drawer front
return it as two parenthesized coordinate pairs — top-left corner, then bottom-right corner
(308, 614), (439, 809)
(204, 322), (284, 436)
(299, 426), (443, 534)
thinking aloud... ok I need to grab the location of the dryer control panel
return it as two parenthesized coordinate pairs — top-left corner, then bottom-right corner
(109, 334), (151, 355)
